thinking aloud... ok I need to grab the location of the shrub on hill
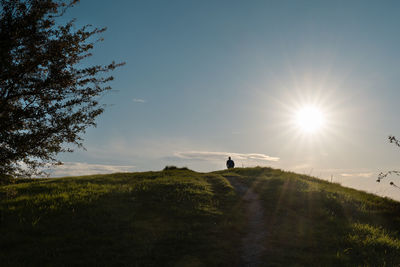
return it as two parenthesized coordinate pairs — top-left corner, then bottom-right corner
(163, 165), (189, 171)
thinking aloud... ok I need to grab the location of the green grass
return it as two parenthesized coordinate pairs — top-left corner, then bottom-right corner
(1, 167), (400, 266)
(218, 167), (400, 266)
(0, 169), (243, 266)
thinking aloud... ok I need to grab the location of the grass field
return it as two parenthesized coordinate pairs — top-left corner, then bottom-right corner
(0, 168), (244, 266)
(1, 167), (400, 266)
(218, 167), (400, 266)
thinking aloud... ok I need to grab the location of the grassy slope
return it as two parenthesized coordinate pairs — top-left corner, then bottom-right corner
(1, 167), (400, 266)
(0, 169), (243, 266)
(218, 167), (400, 266)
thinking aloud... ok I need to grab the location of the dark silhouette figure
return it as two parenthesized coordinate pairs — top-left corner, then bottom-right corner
(226, 157), (235, 169)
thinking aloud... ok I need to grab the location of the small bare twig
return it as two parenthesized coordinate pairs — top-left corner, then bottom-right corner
(389, 135), (400, 147)
(377, 171), (400, 183)
(390, 181), (400, 190)
(377, 135), (400, 184)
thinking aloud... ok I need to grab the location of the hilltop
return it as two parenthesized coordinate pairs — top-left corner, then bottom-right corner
(1, 167), (400, 266)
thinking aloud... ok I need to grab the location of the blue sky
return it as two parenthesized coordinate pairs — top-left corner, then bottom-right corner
(53, 1), (400, 200)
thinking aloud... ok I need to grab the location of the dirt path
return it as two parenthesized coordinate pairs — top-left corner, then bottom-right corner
(226, 176), (267, 266)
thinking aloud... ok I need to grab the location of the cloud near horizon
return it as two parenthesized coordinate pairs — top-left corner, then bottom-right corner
(48, 162), (135, 177)
(340, 172), (374, 178)
(174, 151), (279, 162)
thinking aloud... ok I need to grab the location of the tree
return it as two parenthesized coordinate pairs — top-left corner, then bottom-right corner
(0, 0), (124, 177)
(377, 135), (400, 184)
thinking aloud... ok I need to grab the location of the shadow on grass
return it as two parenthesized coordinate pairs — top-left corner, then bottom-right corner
(0, 171), (243, 266)
(222, 168), (400, 266)
(3, 167), (400, 266)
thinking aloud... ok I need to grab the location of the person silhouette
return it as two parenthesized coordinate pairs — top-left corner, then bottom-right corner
(226, 156), (235, 169)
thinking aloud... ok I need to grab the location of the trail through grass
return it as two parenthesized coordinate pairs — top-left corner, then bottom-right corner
(2, 167), (400, 266)
(226, 176), (267, 266)
(219, 167), (400, 266)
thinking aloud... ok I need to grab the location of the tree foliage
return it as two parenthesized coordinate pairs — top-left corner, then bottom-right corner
(0, 0), (123, 177)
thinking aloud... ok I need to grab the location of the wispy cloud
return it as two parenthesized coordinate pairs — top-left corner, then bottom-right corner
(340, 172), (374, 178)
(48, 162), (135, 177)
(132, 98), (146, 103)
(174, 151), (279, 162)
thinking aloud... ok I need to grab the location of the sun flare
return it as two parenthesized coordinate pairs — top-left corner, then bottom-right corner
(295, 106), (325, 133)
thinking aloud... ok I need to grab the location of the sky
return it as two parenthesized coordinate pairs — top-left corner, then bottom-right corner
(51, 0), (400, 200)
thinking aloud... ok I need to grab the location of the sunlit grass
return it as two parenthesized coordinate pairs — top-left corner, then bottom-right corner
(1, 167), (400, 266)
(0, 169), (243, 266)
(219, 167), (400, 266)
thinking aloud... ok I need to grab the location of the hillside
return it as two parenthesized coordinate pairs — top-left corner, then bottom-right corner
(1, 167), (400, 266)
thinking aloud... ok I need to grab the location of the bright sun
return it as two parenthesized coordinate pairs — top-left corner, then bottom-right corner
(295, 106), (325, 133)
